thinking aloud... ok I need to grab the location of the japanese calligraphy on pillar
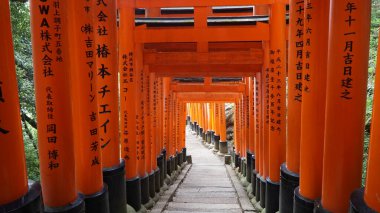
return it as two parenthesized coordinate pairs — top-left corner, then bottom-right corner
(303, 1), (313, 93)
(80, 0), (100, 168)
(95, 0), (119, 168)
(269, 49), (283, 132)
(294, 0), (304, 100)
(255, 74), (261, 141)
(340, 2), (357, 100)
(121, 51), (134, 161)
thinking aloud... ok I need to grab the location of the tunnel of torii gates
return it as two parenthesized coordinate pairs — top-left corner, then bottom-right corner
(1, 0), (380, 213)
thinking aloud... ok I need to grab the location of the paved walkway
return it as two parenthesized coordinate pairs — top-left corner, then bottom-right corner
(160, 128), (254, 213)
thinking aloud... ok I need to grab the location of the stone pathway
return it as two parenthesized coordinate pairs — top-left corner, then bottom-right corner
(160, 128), (254, 213)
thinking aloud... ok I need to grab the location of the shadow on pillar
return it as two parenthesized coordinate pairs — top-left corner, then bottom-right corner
(279, 163), (299, 213)
(103, 160), (127, 213)
(0, 181), (42, 213)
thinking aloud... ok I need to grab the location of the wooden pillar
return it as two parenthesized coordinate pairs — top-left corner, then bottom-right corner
(294, 1), (330, 212)
(281, 0), (304, 211)
(319, 0), (371, 212)
(266, 1), (287, 211)
(0, 1), (35, 209)
(361, 31), (380, 212)
(68, 1), (108, 211)
(253, 72), (262, 197)
(94, 0), (120, 170)
(119, 0), (141, 210)
(30, 0), (83, 209)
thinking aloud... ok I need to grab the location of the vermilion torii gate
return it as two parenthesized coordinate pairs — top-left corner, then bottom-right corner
(1, 0), (379, 213)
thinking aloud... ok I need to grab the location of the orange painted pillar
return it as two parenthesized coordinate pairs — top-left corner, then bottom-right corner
(67, 1), (109, 211)
(319, 0), (371, 212)
(214, 103), (221, 150)
(150, 73), (160, 195)
(135, 44), (150, 205)
(252, 72), (262, 198)
(119, 0), (141, 210)
(258, 41), (271, 207)
(266, 0), (287, 211)
(358, 31), (380, 212)
(294, 1), (330, 212)
(280, 0), (303, 212)
(0, 1), (40, 210)
(234, 100), (242, 169)
(94, 0), (120, 170)
(95, 0), (126, 211)
(163, 78), (170, 155)
(247, 77), (255, 184)
(30, 0), (83, 210)
(218, 103), (228, 153)
(143, 65), (155, 200)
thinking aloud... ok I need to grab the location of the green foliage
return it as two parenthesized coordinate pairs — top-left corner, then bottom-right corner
(361, 0), (380, 186)
(10, 1), (40, 181)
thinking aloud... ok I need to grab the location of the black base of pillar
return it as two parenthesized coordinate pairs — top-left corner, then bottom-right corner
(126, 177), (141, 211)
(210, 131), (215, 144)
(259, 176), (266, 208)
(246, 152), (253, 183)
(154, 168), (160, 193)
(255, 174), (261, 202)
(179, 151), (184, 165)
(314, 201), (330, 213)
(84, 186), (110, 213)
(157, 155), (164, 188)
(196, 125), (199, 135)
(206, 131), (211, 143)
(171, 155), (176, 172)
(193, 122), (197, 132)
(234, 153), (240, 168)
(182, 148), (187, 163)
(190, 122), (194, 131)
(252, 170), (257, 197)
(214, 135), (220, 150)
(199, 128), (203, 138)
(350, 188), (377, 213)
(140, 175), (150, 204)
(167, 157), (172, 175)
(103, 160), (127, 213)
(242, 158), (247, 176)
(294, 187), (315, 213)
(280, 163), (299, 213)
(202, 132), (206, 141)
(162, 149), (167, 179)
(44, 196), (85, 213)
(265, 178), (280, 213)
(1, 181), (42, 213)
(175, 152), (180, 167)
(148, 171), (155, 198)
(219, 141), (228, 154)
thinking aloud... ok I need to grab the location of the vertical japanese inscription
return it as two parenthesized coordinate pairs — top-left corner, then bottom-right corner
(340, 2), (357, 100)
